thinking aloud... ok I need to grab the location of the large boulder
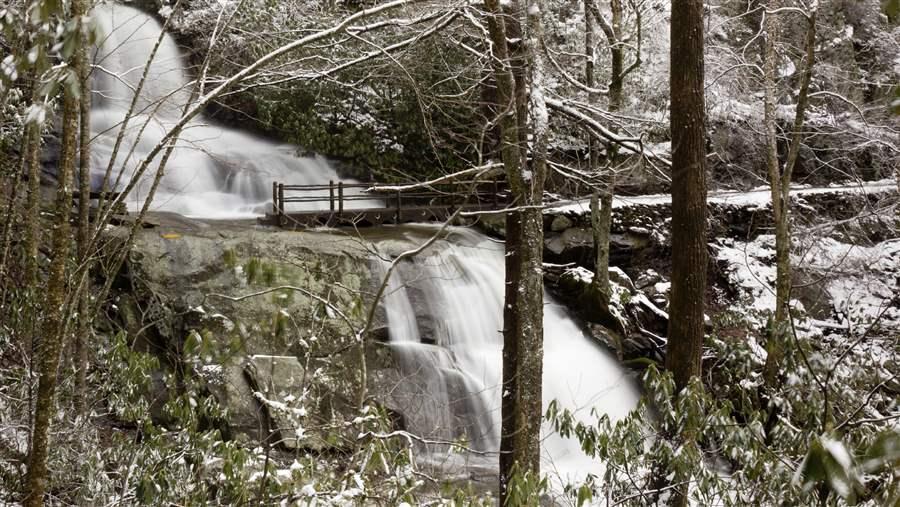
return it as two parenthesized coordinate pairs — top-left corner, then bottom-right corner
(112, 214), (382, 447)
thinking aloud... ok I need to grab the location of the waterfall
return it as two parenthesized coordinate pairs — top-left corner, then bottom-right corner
(378, 227), (640, 489)
(89, 4), (374, 218)
(91, 5), (641, 494)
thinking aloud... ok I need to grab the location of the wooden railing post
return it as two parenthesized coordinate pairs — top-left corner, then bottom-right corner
(272, 181), (278, 215)
(396, 190), (401, 221)
(329, 180), (335, 212)
(278, 183), (284, 218)
(338, 181), (344, 215)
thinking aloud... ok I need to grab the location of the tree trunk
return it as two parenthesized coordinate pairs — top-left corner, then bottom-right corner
(762, 1), (787, 389)
(73, 0), (92, 415)
(590, 193), (611, 299)
(20, 86), (45, 448)
(666, 0), (708, 503)
(485, 0), (548, 499)
(667, 0), (707, 395)
(584, 3), (610, 299)
(24, 81), (78, 507)
(500, 209), (522, 500)
(609, 0), (624, 111)
(763, 6), (816, 390)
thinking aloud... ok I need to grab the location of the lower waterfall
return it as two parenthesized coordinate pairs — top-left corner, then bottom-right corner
(376, 227), (640, 489)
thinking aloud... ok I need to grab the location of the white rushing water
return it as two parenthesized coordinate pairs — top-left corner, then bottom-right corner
(90, 4), (373, 218)
(377, 227), (640, 491)
(91, 5), (641, 495)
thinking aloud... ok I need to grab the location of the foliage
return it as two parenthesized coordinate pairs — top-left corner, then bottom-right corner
(546, 328), (900, 506)
(170, 0), (486, 181)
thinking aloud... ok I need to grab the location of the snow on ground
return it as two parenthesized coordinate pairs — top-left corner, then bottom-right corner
(545, 179), (898, 216)
(714, 235), (781, 323)
(798, 237), (900, 332)
(714, 233), (900, 341)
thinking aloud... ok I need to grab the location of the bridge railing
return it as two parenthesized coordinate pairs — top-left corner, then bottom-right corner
(271, 179), (508, 220)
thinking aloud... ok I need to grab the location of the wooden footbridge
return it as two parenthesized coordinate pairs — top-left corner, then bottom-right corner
(260, 179), (511, 228)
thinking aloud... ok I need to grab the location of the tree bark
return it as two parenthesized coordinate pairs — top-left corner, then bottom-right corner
(585, 0), (636, 300)
(763, 6), (817, 389)
(500, 209), (522, 500)
(73, 0), (92, 415)
(485, 0), (548, 499)
(666, 0), (708, 503)
(667, 0), (707, 394)
(24, 78), (78, 507)
(20, 85), (45, 447)
(762, 1), (787, 389)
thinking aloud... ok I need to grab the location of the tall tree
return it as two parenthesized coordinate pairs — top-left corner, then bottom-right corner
(73, 0), (92, 415)
(24, 65), (79, 507)
(762, 3), (818, 390)
(665, 0), (707, 504)
(483, 0), (549, 500)
(584, 0), (642, 300)
(666, 0), (707, 393)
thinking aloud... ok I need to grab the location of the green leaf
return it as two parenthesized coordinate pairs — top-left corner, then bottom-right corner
(795, 435), (863, 503)
(61, 28), (78, 60)
(861, 429), (900, 473)
(576, 484), (593, 507)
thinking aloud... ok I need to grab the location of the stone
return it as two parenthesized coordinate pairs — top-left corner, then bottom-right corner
(244, 355), (310, 450)
(628, 293), (669, 338)
(544, 227), (593, 256)
(634, 269), (662, 290)
(550, 214), (574, 232)
(608, 266), (636, 292)
(202, 361), (263, 442)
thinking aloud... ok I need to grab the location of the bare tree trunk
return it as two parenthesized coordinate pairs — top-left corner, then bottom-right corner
(20, 86), (45, 447)
(762, 1), (786, 389)
(73, 0), (92, 414)
(24, 79), (78, 507)
(483, 1), (526, 498)
(585, 0), (634, 300)
(590, 192), (611, 300)
(763, 6), (817, 389)
(667, 0), (707, 395)
(598, 0), (623, 299)
(500, 209), (522, 501)
(584, 1), (610, 299)
(485, 0), (548, 499)
(666, 0), (708, 503)
(608, 0), (624, 110)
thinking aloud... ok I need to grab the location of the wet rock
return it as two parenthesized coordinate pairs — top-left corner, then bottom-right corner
(635, 269), (662, 290)
(550, 214), (574, 232)
(244, 355), (309, 449)
(609, 266), (635, 292)
(202, 361), (263, 442)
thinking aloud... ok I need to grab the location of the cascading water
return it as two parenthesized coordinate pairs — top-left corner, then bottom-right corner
(92, 5), (641, 496)
(377, 227), (640, 490)
(90, 4), (374, 218)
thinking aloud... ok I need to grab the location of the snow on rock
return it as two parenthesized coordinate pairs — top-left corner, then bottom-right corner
(714, 233), (900, 340)
(714, 235), (781, 325)
(799, 237), (900, 332)
(545, 180), (897, 216)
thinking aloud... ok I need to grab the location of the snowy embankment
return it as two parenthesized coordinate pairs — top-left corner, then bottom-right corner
(544, 179), (898, 377)
(545, 179), (898, 215)
(715, 235), (900, 337)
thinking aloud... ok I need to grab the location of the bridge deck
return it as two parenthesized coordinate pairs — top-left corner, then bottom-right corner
(260, 180), (509, 229)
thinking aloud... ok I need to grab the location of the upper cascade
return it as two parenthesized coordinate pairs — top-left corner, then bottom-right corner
(89, 4), (368, 218)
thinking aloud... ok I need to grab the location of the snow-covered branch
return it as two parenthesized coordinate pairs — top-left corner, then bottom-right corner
(364, 163), (504, 192)
(546, 97), (671, 166)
